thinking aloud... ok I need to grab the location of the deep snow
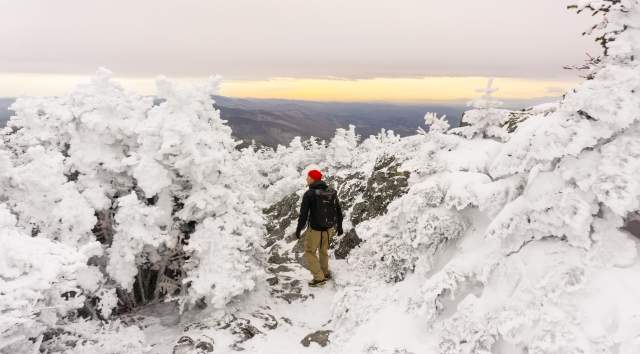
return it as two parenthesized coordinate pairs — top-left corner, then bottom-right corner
(2, 1), (640, 353)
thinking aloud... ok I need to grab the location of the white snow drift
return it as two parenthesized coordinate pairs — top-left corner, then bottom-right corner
(1, 1), (640, 353)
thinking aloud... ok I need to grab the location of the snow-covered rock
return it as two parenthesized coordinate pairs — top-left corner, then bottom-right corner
(2, 2), (640, 353)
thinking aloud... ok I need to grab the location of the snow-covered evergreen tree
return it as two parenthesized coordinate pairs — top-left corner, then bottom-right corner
(449, 78), (512, 141)
(326, 125), (360, 168)
(328, 2), (640, 353)
(0, 70), (268, 351)
(2, 2), (640, 352)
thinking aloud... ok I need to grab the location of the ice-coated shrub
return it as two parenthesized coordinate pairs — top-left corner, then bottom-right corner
(0, 204), (96, 353)
(0, 70), (268, 351)
(351, 192), (467, 283)
(329, 4), (640, 353)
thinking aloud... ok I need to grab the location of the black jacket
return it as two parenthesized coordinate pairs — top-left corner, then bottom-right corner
(296, 180), (343, 233)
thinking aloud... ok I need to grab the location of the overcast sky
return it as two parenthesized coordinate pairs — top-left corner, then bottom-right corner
(0, 0), (599, 100)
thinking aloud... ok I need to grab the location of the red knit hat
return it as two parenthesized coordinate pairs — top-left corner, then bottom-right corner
(308, 169), (323, 181)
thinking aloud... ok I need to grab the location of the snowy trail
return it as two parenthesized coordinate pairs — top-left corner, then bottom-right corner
(139, 256), (345, 354)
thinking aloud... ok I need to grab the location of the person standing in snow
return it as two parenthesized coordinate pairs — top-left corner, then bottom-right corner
(295, 169), (344, 287)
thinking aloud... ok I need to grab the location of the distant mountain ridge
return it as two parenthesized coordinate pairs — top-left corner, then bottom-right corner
(0, 96), (465, 147)
(211, 95), (466, 146)
(0, 98), (13, 127)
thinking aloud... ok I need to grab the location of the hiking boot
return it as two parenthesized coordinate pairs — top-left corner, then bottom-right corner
(308, 279), (326, 287)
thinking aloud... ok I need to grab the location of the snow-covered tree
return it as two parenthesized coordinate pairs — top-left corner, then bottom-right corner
(326, 125), (360, 168)
(0, 70), (270, 351)
(450, 79), (512, 141)
(328, 2), (640, 353)
(140, 77), (266, 308)
(2, 2), (639, 352)
(418, 112), (450, 135)
(0, 203), (92, 353)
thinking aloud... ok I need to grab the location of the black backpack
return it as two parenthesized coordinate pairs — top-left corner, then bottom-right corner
(312, 188), (338, 229)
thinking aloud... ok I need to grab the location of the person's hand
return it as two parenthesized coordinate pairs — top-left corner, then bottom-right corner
(337, 227), (344, 236)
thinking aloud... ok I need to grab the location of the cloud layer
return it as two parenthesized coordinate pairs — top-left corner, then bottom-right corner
(1, 0), (599, 80)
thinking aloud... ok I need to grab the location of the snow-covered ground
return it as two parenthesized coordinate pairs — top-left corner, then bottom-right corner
(138, 260), (345, 354)
(2, 1), (640, 353)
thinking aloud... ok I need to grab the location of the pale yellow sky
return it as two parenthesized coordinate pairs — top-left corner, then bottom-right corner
(221, 77), (578, 102)
(0, 0), (596, 103)
(0, 73), (579, 103)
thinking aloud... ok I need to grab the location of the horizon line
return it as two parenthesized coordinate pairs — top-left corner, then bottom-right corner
(0, 72), (580, 103)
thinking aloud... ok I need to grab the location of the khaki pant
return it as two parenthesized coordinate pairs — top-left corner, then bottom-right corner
(303, 228), (334, 281)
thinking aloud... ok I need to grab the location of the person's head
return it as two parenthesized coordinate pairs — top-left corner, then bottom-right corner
(306, 169), (323, 185)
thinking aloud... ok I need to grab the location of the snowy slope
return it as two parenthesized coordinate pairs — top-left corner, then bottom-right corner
(2, 1), (640, 353)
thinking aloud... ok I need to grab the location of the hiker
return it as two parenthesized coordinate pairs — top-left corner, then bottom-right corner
(295, 169), (344, 287)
